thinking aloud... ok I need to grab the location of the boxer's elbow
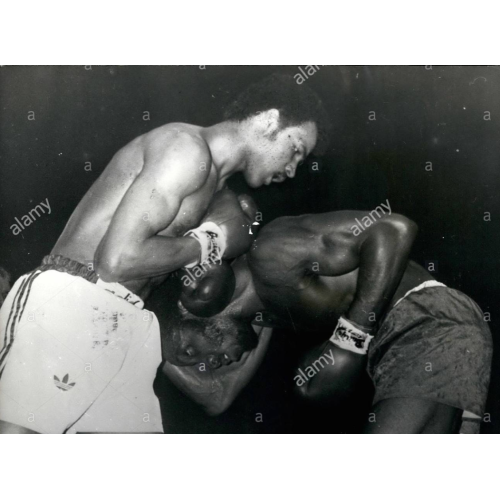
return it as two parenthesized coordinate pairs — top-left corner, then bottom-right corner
(390, 214), (418, 237)
(95, 245), (136, 282)
(202, 394), (232, 417)
(204, 403), (226, 417)
(95, 255), (126, 282)
(383, 214), (418, 249)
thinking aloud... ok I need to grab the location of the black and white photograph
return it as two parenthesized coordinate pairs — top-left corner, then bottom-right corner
(1, 65), (498, 436)
(1, 7), (499, 495)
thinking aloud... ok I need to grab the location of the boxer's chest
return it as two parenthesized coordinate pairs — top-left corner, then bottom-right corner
(157, 166), (219, 237)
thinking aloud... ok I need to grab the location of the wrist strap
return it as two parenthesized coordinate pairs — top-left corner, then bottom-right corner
(330, 316), (374, 355)
(183, 222), (226, 269)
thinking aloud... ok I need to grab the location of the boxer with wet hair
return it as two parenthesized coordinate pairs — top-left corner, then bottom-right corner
(0, 74), (329, 433)
(164, 211), (492, 433)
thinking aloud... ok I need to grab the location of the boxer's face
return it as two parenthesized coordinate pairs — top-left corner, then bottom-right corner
(244, 118), (318, 188)
(168, 313), (247, 368)
(174, 325), (245, 368)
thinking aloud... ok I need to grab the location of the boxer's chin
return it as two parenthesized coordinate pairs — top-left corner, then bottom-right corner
(242, 169), (262, 189)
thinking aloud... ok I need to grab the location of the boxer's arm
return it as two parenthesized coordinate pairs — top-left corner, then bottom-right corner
(253, 211), (417, 331)
(162, 327), (272, 416)
(95, 137), (211, 282)
(303, 211), (417, 330)
(340, 212), (418, 329)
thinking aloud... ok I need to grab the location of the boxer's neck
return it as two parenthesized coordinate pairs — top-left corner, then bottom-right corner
(201, 121), (248, 184)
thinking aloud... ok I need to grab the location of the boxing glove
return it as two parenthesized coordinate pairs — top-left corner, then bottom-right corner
(293, 316), (375, 406)
(179, 259), (236, 317)
(184, 190), (259, 268)
(293, 339), (369, 407)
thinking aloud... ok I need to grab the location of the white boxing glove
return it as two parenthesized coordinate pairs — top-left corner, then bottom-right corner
(183, 222), (227, 269)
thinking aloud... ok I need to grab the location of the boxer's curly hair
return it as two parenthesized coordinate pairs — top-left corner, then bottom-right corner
(224, 73), (331, 155)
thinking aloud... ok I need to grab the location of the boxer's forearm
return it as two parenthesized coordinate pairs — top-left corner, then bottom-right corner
(206, 327), (272, 416)
(163, 328), (272, 416)
(165, 327), (272, 417)
(346, 216), (417, 329)
(95, 235), (200, 282)
(161, 361), (221, 412)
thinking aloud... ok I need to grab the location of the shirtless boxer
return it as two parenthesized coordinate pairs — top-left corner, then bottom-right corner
(0, 74), (330, 433)
(162, 210), (492, 433)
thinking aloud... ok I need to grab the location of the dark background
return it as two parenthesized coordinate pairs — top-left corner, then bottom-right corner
(1, 66), (498, 432)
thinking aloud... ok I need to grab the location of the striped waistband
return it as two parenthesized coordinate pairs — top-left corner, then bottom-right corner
(36, 255), (144, 308)
(37, 255), (98, 283)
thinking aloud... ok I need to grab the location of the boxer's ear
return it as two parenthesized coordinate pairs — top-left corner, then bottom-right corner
(254, 109), (280, 136)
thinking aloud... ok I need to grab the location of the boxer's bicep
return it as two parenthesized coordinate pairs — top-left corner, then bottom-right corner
(95, 145), (210, 279)
(310, 213), (366, 276)
(313, 211), (412, 275)
(108, 147), (209, 242)
(319, 211), (418, 327)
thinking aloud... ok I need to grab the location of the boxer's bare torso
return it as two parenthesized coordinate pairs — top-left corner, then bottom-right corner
(52, 123), (221, 299)
(164, 209), (426, 416)
(242, 213), (432, 330)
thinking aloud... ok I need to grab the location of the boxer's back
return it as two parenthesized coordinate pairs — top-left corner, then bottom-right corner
(249, 213), (433, 329)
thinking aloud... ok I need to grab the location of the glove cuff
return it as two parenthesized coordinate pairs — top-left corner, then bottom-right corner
(329, 316), (374, 355)
(183, 222), (227, 269)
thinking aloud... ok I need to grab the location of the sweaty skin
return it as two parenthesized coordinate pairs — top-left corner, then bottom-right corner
(52, 119), (317, 300)
(164, 210), (422, 415)
(181, 212), (462, 432)
(0, 107), (320, 434)
(52, 124), (217, 298)
(247, 212), (429, 330)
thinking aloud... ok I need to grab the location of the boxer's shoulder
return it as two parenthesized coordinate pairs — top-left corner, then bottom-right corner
(139, 123), (211, 164)
(253, 216), (318, 253)
(249, 218), (314, 280)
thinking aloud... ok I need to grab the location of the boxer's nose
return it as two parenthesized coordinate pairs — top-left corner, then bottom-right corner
(221, 353), (232, 365)
(208, 355), (222, 369)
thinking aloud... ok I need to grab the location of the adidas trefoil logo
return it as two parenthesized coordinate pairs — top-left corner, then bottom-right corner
(54, 374), (76, 391)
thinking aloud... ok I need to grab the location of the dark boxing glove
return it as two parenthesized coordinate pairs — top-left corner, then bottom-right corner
(179, 259), (236, 317)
